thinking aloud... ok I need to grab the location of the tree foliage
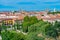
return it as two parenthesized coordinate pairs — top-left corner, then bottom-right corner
(48, 11), (60, 14)
(1, 31), (25, 40)
(22, 16), (38, 32)
(26, 32), (44, 40)
(45, 21), (60, 40)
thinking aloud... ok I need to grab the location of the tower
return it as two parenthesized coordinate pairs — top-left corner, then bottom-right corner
(54, 8), (56, 12)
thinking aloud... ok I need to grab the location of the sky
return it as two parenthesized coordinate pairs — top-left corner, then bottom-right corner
(0, 0), (60, 11)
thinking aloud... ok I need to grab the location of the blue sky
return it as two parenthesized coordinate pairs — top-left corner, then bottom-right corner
(0, 0), (60, 11)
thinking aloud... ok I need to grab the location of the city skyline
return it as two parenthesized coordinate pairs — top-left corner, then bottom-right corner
(0, 0), (60, 11)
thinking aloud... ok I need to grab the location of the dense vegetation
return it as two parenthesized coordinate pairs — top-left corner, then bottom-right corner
(1, 31), (25, 40)
(1, 16), (60, 40)
(48, 11), (60, 14)
(22, 16), (39, 32)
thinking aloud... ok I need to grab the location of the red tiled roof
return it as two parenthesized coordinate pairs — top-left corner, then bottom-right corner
(56, 14), (60, 19)
(38, 12), (44, 15)
(36, 15), (41, 20)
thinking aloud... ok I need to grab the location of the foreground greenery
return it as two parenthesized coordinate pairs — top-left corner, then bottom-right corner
(1, 16), (60, 40)
(22, 16), (39, 32)
(1, 31), (25, 40)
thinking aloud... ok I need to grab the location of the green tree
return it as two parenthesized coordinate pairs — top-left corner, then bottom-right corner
(45, 25), (59, 40)
(16, 20), (21, 30)
(22, 16), (30, 32)
(29, 16), (38, 25)
(2, 21), (7, 31)
(1, 31), (25, 40)
(22, 16), (38, 32)
(54, 21), (60, 32)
